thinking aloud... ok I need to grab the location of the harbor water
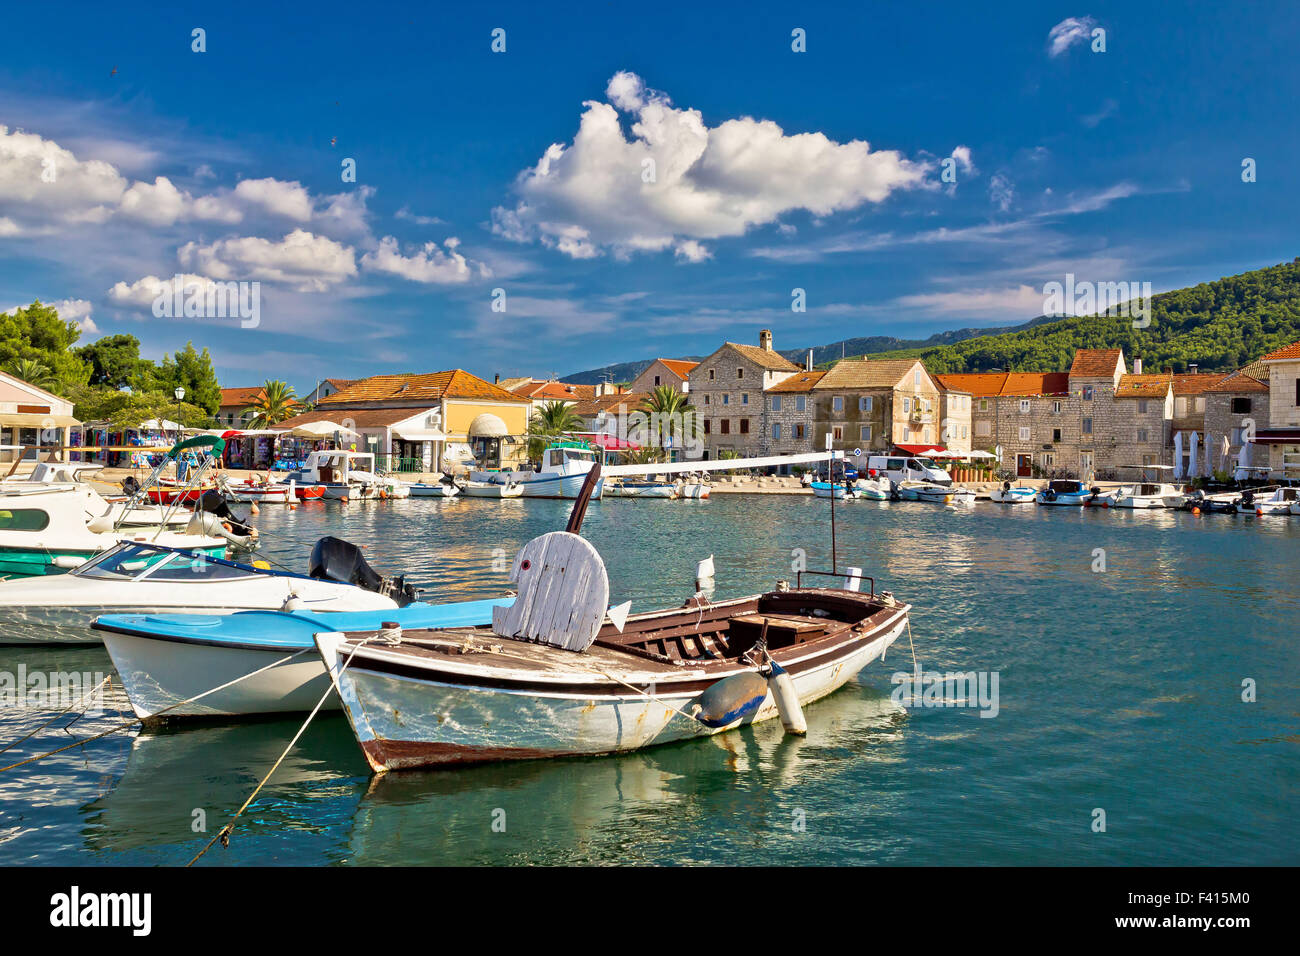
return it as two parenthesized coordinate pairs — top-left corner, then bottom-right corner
(0, 495), (1296, 865)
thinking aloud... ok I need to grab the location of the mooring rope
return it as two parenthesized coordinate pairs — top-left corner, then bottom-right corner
(0, 647), (311, 774)
(186, 638), (377, 866)
(0, 675), (113, 755)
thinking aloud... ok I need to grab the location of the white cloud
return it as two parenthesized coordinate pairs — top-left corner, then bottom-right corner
(314, 186), (374, 235)
(989, 173), (1015, 212)
(1047, 17), (1098, 57)
(0, 125), (127, 233)
(233, 177), (313, 221)
(950, 145), (975, 174)
(395, 206), (445, 226)
(53, 297), (96, 333)
(492, 72), (930, 261)
(1081, 99), (1118, 128)
(897, 284), (1046, 317)
(177, 229), (357, 292)
(360, 235), (486, 283)
(674, 239), (712, 263)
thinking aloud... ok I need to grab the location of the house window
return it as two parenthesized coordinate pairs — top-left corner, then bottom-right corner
(833, 396), (843, 412)
(1231, 397), (1251, 414)
(794, 423), (805, 439)
(903, 398), (911, 413)
(740, 419), (750, 434)
(979, 398), (989, 411)
(704, 394), (710, 405)
(1194, 397), (1206, 413)
(914, 370), (921, 387)
(654, 375), (661, 386)
(1052, 428), (1062, 442)
(976, 421), (991, 437)
(722, 394), (730, 405)
(860, 425), (872, 441)
(1052, 400), (1062, 414)
(796, 396), (806, 412)
(860, 396), (873, 411)
(1082, 417), (1093, 434)
(1018, 426), (1030, 441)
(771, 395), (782, 411)
(708, 369), (715, 381)
(772, 423), (781, 439)
(737, 367), (744, 380)
(832, 425), (843, 440)
(1294, 378), (1299, 405)
(703, 419), (711, 434)
(1041, 453), (1055, 467)
(1138, 400), (1148, 414)
(923, 427), (931, 442)
(1138, 428), (1148, 443)
(1019, 399), (1031, 413)
(1083, 385), (1094, 401)
(1175, 397), (1187, 417)
(720, 419), (730, 435)
(962, 425), (968, 438)
(741, 393), (749, 405)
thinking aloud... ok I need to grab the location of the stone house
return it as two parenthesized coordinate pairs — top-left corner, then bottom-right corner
(935, 371), (1074, 476)
(1255, 339), (1300, 478)
(629, 359), (698, 394)
(1203, 362), (1270, 474)
(809, 357), (941, 457)
(764, 370), (824, 459)
(1066, 349), (1129, 476)
(1110, 372), (1174, 474)
(688, 330), (800, 458)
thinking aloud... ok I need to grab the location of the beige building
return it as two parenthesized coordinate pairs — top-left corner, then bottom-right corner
(764, 370), (823, 458)
(629, 359), (698, 394)
(0, 370), (79, 464)
(688, 330), (800, 458)
(1256, 339), (1300, 478)
(809, 357), (942, 457)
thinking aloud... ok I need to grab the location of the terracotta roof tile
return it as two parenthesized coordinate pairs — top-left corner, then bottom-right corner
(815, 358), (920, 390)
(219, 386), (266, 408)
(514, 380), (598, 401)
(317, 369), (527, 406)
(1115, 374), (1174, 399)
(570, 394), (642, 417)
(1259, 339), (1300, 362)
(723, 342), (801, 371)
(1206, 362), (1270, 394)
(1069, 349), (1124, 378)
(934, 372), (1070, 397)
(766, 371), (826, 393)
(658, 359), (699, 378)
(277, 407), (425, 429)
(1171, 372), (1228, 395)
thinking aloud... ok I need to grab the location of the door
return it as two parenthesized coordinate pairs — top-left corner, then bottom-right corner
(1079, 452), (1093, 480)
(1016, 454), (1032, 477)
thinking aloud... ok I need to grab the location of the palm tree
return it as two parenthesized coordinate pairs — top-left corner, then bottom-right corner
(244, 380), (300, 427)
(638, 385), (698, 459)
(4, 358), (55, 390)
(526, 400), (585, 460)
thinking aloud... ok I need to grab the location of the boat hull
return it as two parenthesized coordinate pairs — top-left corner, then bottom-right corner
(0, 542), (227, 579)
(515, 471), (604, 499)
(322, 612), (907, 772)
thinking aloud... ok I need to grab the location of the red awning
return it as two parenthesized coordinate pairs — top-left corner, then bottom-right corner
(575, 432), (640, 451)
(1254, 429), (1300, 445)
(893, 444), (946, 455)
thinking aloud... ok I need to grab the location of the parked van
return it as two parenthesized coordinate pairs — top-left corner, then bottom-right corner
(865, 454), (952, 487)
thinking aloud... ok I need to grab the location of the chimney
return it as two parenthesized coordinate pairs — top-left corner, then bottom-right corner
(806, 349), (813, 371)
(1189, 363), (1198, 374)
(759, 329), (773, 352)
(494, 373), (500, 384)
(1133, 357), (1142, 375)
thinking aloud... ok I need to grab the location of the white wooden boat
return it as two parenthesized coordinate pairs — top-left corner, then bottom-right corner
(989, 482), (1036, 504)
(458, 479), (524, 498)
(0, 538), (402, 645)
(409, 482), (460, 498)
(477, 441), (604, 499)
(316, 530), (909, 772)
(1238, 486), (1299, 515)
(285, 450), (386, 500)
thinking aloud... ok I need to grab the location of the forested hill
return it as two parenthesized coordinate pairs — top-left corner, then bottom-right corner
(852, 258), (1300, 374)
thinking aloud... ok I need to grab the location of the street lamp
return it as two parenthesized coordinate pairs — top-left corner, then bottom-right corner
(173, 386), (185, 441)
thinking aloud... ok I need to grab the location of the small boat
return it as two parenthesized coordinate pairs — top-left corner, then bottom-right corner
(286, 450), (385, 500)
(1095, 483), (1187, 510)
(1237, 486), (1299, 516)
(897, 481), (973, 504)
(810, 480), (858, 500)
(676, 477), (712, 499)
(458, 479), (524, 499)
(92, 540), (509, 719)
(1035, 479), (1091, 506)
(315, 529), (910, 772)
(607, 479), (678, 499)
(853, 477), (891, 500)
(218, 478), (294, 504)
(1182, 490), (1242, 514)
(0, 536), (404, 645)
(476, 440), (604, 499)
(409, 482), (460, 498)
(989, 481), (1036, 504)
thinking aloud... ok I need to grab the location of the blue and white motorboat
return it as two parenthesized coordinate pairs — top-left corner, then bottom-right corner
(473, 440), (604, 499)
(93, 596), (511, 720)
(810, 480), (857, 500)
(1035, 479), (1092, 506)
(989, 482), (1036, 504)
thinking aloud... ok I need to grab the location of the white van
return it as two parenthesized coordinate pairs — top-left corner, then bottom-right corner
(865, 454), (952, 487)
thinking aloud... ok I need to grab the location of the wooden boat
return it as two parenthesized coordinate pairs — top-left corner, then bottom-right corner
(219, 479), (293, 504)
(897, 480), (973, 504)
(476, 440), (604, 499)
(316, 528), (909, 772)
(458, 479), (524, 498)
(676, 477), (712, 499)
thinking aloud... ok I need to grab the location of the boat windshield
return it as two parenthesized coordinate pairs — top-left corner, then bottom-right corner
(75, 543), (175, 580)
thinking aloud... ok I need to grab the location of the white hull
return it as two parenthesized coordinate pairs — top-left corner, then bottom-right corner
(409, 484), (459, 498)
(990, 489), (1036, 504)
(459, 482), (524, 498)
(677, 482), (711, 499)
(607, 483), (677, 499)
(321, 615), (906, 770)
(512, 471), (603, 499)
(102, 630), (337, 718)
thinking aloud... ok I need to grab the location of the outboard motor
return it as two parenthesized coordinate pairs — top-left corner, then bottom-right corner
(309, 536), (418, 607)
(197, 490), (256, 538)
(121, 475), (141, 496)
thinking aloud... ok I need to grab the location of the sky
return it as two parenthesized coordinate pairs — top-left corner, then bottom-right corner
(1, 1), (1298, 392)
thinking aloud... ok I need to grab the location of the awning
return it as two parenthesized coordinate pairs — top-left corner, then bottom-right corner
(573, 432), (639, 450)
(1254, 429), (1300, 444)
(0, 413), (81, 427)
(468, 413), (508, 438)
(444, 442), (477, 462)
(894, 444), (946, 456)
(392, 425), (447, 442)
(276, 420), (360, 439)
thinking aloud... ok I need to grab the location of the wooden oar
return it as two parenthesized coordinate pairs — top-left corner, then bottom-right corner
(565, 460), (602, 534)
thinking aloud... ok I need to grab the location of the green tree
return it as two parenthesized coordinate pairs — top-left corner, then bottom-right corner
(75, 334), (151, 389)
(66, 383), (212, 432)
(3, 357), (55, 390)
(526, 401), (585, 460)
(244, 380), (301, 427)
(0, 301), (90, 393)
(637, 385), (698, 457)
(156, 342), (222, 415)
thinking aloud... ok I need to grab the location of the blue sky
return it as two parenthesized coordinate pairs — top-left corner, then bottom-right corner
(2, 1), (1297, 392)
